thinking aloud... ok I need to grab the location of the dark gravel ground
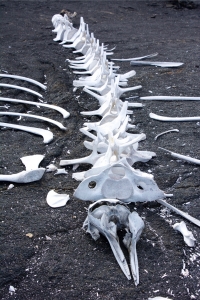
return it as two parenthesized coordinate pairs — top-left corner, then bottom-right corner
(0, 1), (200, 299)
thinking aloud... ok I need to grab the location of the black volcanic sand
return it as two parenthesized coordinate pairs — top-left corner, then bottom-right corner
(0, 1), (200, 299)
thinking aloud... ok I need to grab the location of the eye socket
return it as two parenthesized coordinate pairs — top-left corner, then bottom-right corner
(88, 181), (96, 189)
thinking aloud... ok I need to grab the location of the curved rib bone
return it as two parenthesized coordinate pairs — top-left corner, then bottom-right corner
(140, 96), (200, 101)
(0, 97), (70, 118)
(0, 122), (53, 143)
(0, 83), (43, 98)
(130, 61), (183, 68)
(150, 112), (200, 122)
(159, 147), (200, 165)
(154, 129), (179, 140)
(111, 52), (158, 61)
(0, 74), (47, 90)
(0, 112), (66, 130)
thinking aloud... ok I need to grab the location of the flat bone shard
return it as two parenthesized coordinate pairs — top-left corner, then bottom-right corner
(173, 221), (196, 247)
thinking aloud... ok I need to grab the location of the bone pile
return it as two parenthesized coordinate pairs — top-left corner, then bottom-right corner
(51, 12), (199, 284)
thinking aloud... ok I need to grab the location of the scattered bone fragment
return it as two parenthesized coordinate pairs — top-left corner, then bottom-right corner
(26, 233), (33, 238)
(46, 164), (57, 172)
(150, 112), (200, 122)
(154, 129), (179, 140)
(7, 184), (14, 190)
(173, 221), (196, 247)
(9, 286), (16, 295)
(159, 147), (200, 165)
(0, 73), (47, 90)
(46, 190), (70, 208)
(0, 122), (53, 143)
(0, 112), (66, 130)
(21, 154), (44, 171)
(54, 168), (68, 175)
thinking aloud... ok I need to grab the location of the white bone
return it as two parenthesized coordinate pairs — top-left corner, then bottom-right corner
(0, 74), (46, 90)
(111, 52), (158, 61)
(74, 162), (165, 202)
(46, 164), (57, 172)
(130, 61), (183, 67)
(159, 147), (200, 165)
(20, 154), (44, 171)
(157, 199), (200, 227)
(154, 129), (179, 140)
(83, 199), (144, 283)
(148, 297), (172, 300)
(0, 112), (66, 130)
(0, 155), (45, 183)
(173, 221), (196, 247)
(54, 168), (68, 175)
(0, 83), (43, 98)
(150, 112), (200, 122)
(0, 97), (70, 118)
(0, 122), (53, 143)
(46, 190), (70, 208)
(123, 212), (144, 285)
(141, 96), (200, 101)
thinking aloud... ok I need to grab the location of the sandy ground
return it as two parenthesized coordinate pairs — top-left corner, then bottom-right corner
(0, 1), (200, 299)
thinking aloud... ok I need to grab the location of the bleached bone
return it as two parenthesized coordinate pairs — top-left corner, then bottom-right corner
(159, 147), (200, 165)
(148, 297), (172, 300)
(52, 14), (64, 28)
(59, 23), (74, 44)
(157, 199), (200, 227)
(0, 97), (70, 118)
(0, 122), (53, 143)
(46, 190), (70, 208)
(46, 164), (57, 172)
(0, 112), (66, 130)
(53, 23), (67, 41)
(172, 221), (196, 247)
(0, 155), (45, 183)
(111, 52), (158, 61)
(140, 96), (200, 101)
(130, 61), (183, 68)
(60, 140), (104, 166)
(63, 22), (87, 49)
(150, 112), (200, 122)
(62, 17), (85, 43)
(154, 129), (179, 140)
(123, 212), (144, 285)
(83, 199), (144, 284)
(21, 154), (44, 171)
(54, 168), (68, 175)
(74, 162), (165, 202)
(0, 74), (46, 90)
(83, 199), (131, 280)
(0, 83), (43, 98)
